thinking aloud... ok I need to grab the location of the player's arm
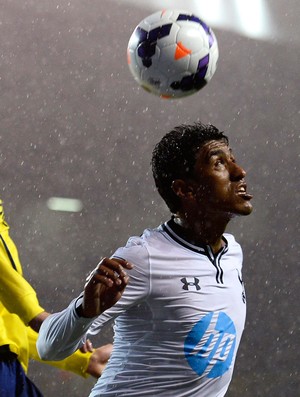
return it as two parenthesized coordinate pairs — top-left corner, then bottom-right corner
(28, 326), (112, 378)
(0, 228), (46, 325)
(37, 257), (132, 361)
(28, 311), (50, 332)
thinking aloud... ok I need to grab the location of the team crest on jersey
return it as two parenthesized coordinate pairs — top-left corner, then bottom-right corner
(181, 277), (201, 291)
(184, 312), (236, 378)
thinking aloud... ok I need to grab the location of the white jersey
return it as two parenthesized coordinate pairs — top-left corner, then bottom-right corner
(38, 219), (247, 397)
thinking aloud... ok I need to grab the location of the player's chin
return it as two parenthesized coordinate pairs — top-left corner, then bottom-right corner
(235, 201), (253, 216)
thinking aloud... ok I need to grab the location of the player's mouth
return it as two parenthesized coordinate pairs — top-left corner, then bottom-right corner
(236, 183), (253, 200)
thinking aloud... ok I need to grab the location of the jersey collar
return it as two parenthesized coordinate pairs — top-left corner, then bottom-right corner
(162, 218), (228, 256)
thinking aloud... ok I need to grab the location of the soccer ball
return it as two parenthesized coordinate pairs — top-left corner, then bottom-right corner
(127, 9), (219, 99)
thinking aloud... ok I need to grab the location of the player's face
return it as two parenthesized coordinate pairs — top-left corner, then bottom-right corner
(190, 140), (253, 217)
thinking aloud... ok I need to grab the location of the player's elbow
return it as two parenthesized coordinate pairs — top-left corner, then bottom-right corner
(36, 339), (59, 361)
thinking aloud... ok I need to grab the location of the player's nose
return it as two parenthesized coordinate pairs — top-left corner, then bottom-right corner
(230, 161), (246, 181)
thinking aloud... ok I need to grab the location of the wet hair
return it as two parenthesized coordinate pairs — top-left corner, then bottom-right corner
(151, 122), (229, 213)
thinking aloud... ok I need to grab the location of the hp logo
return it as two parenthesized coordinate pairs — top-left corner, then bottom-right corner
(184, 312), (236, 378)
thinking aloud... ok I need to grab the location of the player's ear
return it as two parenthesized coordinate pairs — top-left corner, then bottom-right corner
(172, 179), (195, 200)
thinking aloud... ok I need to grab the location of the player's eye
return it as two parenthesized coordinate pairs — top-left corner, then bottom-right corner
(214, 158), (225, 167)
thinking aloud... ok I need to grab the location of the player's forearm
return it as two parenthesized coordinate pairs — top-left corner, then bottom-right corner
(37, 298), (95, 361)
(28, 311), (50, 332)
(28, 326), (92, 378)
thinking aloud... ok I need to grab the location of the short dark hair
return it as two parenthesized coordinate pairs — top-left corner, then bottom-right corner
(151, 122), (229, 213)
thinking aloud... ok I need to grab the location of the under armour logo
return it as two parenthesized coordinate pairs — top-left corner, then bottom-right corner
(181, 277), (201, 291)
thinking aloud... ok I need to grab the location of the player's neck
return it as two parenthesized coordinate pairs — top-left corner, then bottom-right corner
(173, 214), (228, 254)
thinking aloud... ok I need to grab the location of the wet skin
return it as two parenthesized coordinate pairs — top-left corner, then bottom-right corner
(172, 140), (253, 251)
(191, 140), (253, 218)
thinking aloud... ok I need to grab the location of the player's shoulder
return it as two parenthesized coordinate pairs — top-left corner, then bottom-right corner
(113, 226), (162, 265)
(123, 225), (162, 248)
(224, 233), (242, 250)
(0, 199), (10, 232)
(0, 199), (4, 219)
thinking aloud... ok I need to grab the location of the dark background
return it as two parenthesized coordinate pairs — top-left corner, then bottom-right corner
(0, 0), (299, 396)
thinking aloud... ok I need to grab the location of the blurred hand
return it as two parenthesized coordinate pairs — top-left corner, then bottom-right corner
(85, 343), (113, 378)
(81, 257), (133, 318)
(80, 339), (94, 353)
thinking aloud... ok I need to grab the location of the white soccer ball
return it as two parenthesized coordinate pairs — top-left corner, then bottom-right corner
(127, 9), (219, 99)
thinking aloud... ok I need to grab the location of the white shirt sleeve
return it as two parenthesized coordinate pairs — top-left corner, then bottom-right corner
(37, 237), (150, 361)
(87, 238), (151, 335)
(36, 296), (96, 361)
